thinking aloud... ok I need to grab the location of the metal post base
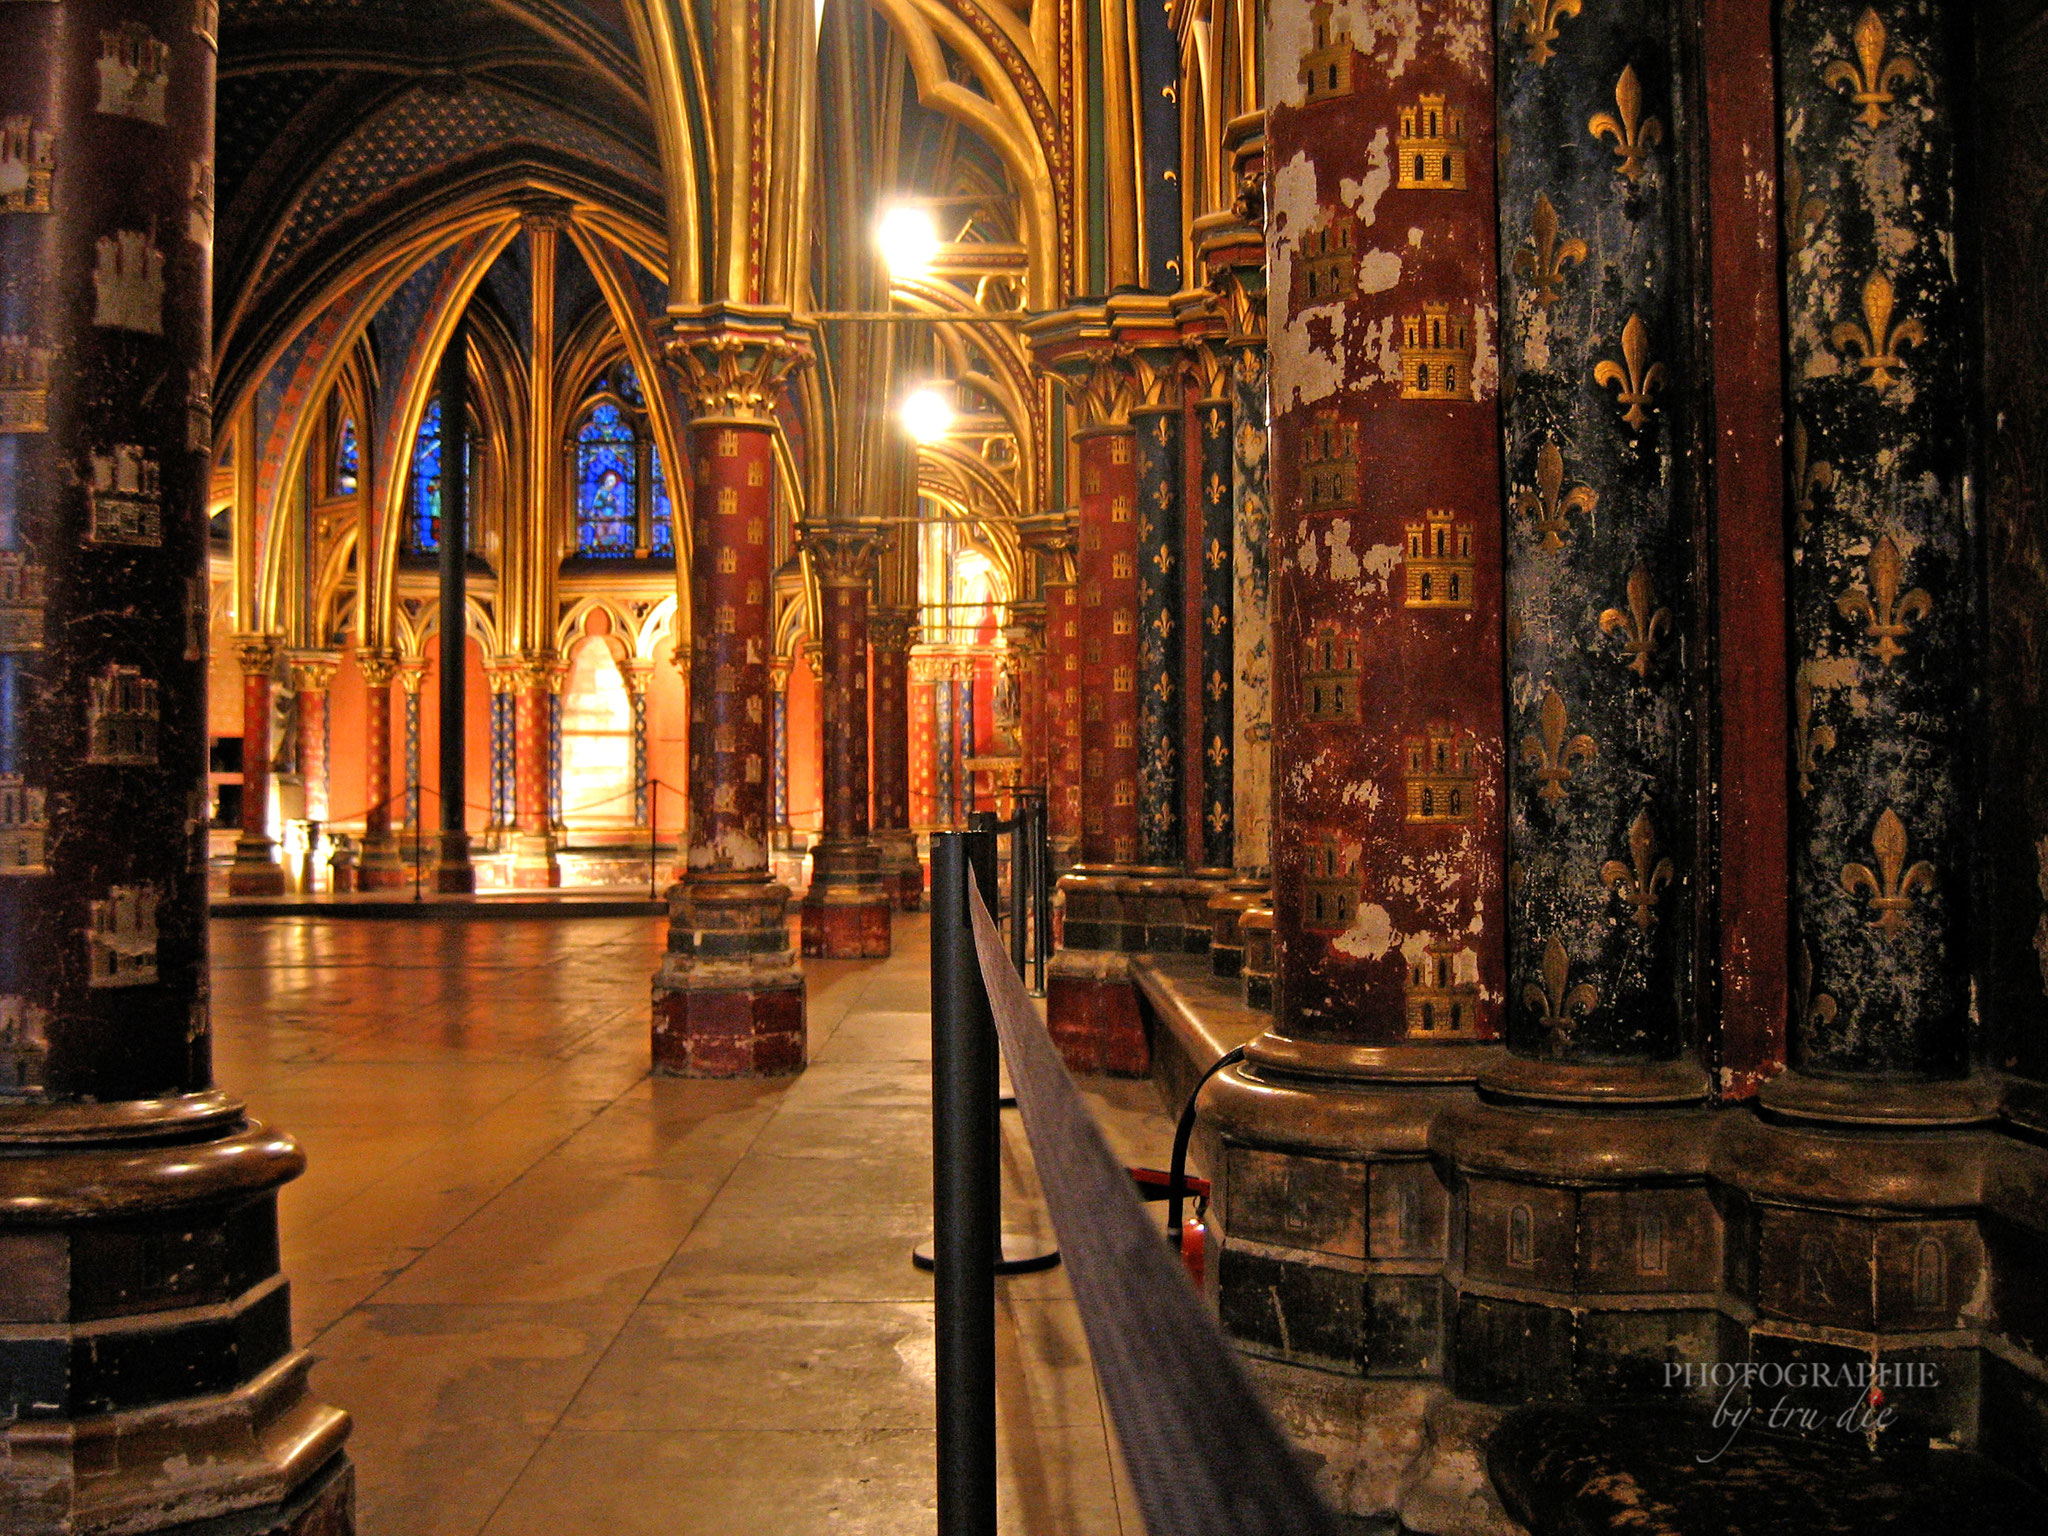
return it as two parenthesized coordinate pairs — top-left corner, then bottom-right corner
(912, 1234), (1062, 1275)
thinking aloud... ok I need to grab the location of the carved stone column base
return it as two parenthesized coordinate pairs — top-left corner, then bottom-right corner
(1044, 948), (1146, 1076)
(508, 831), (560, 889)
(1239, 896), (1276, 1011)
(800, 841), (892, 959)
(0, 1096), (353, 1536)
(227, 836), (287, 898)
(874, 829), (923, 910)
(653, 877), (807, 1077)
(355, 835), (405, 892)
(434, 831), (477, 895)
(1207, 873), (1270, 977)
(1057, 867), (1126, 951)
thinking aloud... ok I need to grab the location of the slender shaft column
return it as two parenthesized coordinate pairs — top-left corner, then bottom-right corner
(0, 3), (351, 1526)
(1023, 522), (1082, 874)
(1131, 388), (1186, 954)
(398, 660), (426, 840)
(651, 314), (808, 1078)
(1774, 0), (1971, 1097)
(1003, 603), (1046, 796)
(227, 636), (284, 896)
(625, 661), (652, 827)
(769, 656), (791, 838)
(911, 653), (939, 834)
(357, 650), (403, 888)
(508, 658), (560, 887)
(1263, 0), (1506, 1072)
(800, 527), (890, 959)
(288, 652), (338, 889)
(435, 319), (473, 892)
(485, 663), (515, 848)
(869, 609), (921, 909)
(1190, 364), (1235, 881)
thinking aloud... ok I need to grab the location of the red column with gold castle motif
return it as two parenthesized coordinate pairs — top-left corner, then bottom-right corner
(650, 315), (808, 1077)
(799, 527), (890, 957)
(1022, 518), (1081, 874)
(357, 649), (403, 888)
(227, 635), (284, 895)
(508, 657), (559, 887)
(868, 609), (920, 908)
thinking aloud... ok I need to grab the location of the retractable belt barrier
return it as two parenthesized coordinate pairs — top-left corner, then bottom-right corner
(929, 829), (1341, 1536)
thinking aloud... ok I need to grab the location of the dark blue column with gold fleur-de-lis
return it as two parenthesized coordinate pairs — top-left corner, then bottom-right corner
(1196, 388), (1234, 874)
(1134, 402), (1184, 870)
(1497, 0), (1693, 1063)
(1779, 2), (1970, 1079)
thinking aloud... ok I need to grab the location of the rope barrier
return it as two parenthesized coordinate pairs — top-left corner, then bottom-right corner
(930, 829), (1340, 1536)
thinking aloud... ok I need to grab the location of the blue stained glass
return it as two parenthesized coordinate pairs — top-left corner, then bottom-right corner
(335, 418), (359, 495)
(409, 398), (443, 554)
(615, 364), (645, 407)
(649, 447), (674, 558)
(576, 400), (638, 557)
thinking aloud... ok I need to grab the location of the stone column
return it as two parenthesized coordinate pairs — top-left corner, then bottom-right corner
(768, 655), (791, 839)
(1187, 345), (1236, 887)
(1003, 601), (1046, 800)
(799, 526), (890, 958)
(1774, 0), (1972, 1102)
(0, 2), (352, 1527)
(227, 635), (284, 896)
(624, 660), (652, 827)
(1022, 519), (1082, 874)
(1131, 366), (1188, 953)
(651, 313), (807, 1078)
(357, 649), (403, 889)
(508, 656), (560, 888)
(485, 662), (515, 850)
(433, 317), (473, 893)
(289, 650), (338, 888)
(868, 608), (921, 909)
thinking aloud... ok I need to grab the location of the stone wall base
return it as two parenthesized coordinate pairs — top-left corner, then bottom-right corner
(1044, 950), (1147, 1075)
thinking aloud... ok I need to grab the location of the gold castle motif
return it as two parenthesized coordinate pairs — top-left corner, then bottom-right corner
(0, 552), (45, 653)
(1514, 0), (1584, 66)
(1404, 510), (1475, 609)
(89, 884), (159, 989)
(0, 116), (54, 215)
(0, 776), (48, 877)
(1301, 626), (1360, 723)
(1400, 305), (1474, 401)
(1841, 807), (1934, 935)
(1831, 271), (1923, 393)
(1599, 566), (1670, 677)
(1302, 839), (1357, 933)
(1404, 721), (1479, 825)
(1302, 410), (1358, 510)
(1298, 2), (1357, 104)
(1602, 809), (1675, 929)
(1397, 95), (1467, 191)
(1514, 194), (1586, 308)
(1406, 939), (1479, 1039)
(1595, 313), (1666, 430)
(1521, 686), (1596, 806)
(1294, 208), (1357, 308)
(1589, 65), (1664, 184)
(1825, 8), (1919, 129)
(0, 336), (51, 434)
(1836, 534), (1931, 667)
(1516, 439), (1597, 550)
(87, 664), (160, 766)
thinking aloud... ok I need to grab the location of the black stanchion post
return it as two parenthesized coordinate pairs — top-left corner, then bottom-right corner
(1009, 798), (1029, 981)
(1033, 792), (1052, 995)
(930, 832), (998, 1536)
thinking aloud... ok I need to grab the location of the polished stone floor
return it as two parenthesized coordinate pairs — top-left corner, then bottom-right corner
(212, 913), (1177, 1535)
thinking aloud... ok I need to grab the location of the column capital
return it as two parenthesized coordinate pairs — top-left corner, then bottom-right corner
(868, 609), (917, 652)
(394, 658), (431, 696)
(800, 524), (886, 589)
(664, 306), (815, 424)
(800, 638), (824, 675)
(356, 649), (402, 689)
(621, 658), (655, 696)
(1017, 511), (1078, 577)
(509, 652), (560, 694)
(516, 195), (575, 235)
(769, 656), (793, 692)
(232, 633), (280, 677)
(285, 649), (342, 693)
(1002, 613), (1045, 657)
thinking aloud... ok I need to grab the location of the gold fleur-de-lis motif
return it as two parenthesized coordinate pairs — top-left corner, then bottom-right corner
(1830, 271), (1924, 393)
(1208, 801), (1230, 836)
(1594, 313), (1668, 430)
(1151, 415), (1173, 447)
(1793, 662), (1835, 797)
(1154, 478), (1174, 511)
(1152, 543), (1174, 574)
(1521, 687), (1598, 806)
(1823, 8), (1919, 129)
(1207, 670), (1228, 703)
(1525, 935), (1599, 1049)
(1589, 65), (1664, 184)
(1206, 603), (1228, 637)
(1782, 161), (1829, 255)
(1516, 438), (1598, 550)
(1137, 513), (1154, 545)
(1514, 194), (1587, 308)
(1513, 0), (1583, 65)
(1795, 940), (1837, 1032)
(1599, 566), (1671, 678)
(1206, 536), (1228, 570)
(1792, 419), (1836, 537)
(1204, 408), (1225, 440)
(1835, 534), (1932, 667)
(1601, 809), (1675, 930)
(1840, 807), (1935, 934)
(1206, 472), (1228, 506)
(1207, 733), (1228, 767)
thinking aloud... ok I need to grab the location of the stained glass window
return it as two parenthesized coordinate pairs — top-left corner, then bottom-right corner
(408, 398), (442, 554)
(334, 417), (359, 496)
(576, 400), (639, 557)
(649, 447), (675, 558)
